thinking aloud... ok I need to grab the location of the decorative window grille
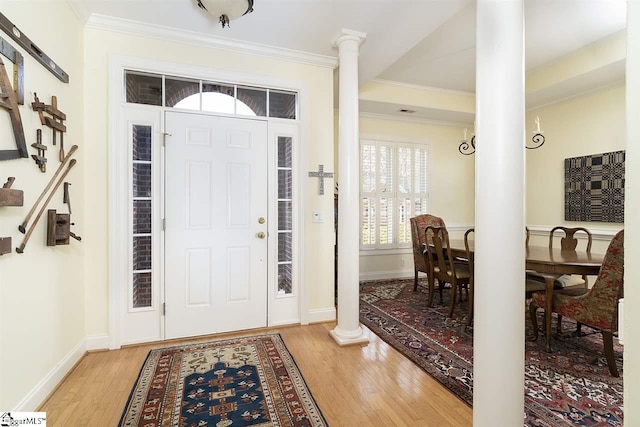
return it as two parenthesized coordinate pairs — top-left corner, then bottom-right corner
(360, 139), (429, 249)
(277, 136), (293, 295)
(125, 71), (297, 119)
(132, 124), (153, 308)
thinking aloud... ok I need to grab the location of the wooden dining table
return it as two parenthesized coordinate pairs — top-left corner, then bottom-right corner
(447, 239), (605, 352)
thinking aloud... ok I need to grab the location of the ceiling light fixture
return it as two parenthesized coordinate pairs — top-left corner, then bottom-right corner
(196, 0), (254, 28)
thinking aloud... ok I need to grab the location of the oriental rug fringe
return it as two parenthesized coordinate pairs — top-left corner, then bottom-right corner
(359, 279), (623, 427)
(119, 333), (328, 427)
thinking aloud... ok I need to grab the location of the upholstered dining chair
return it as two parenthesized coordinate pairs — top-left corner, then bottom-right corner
(528, 229), (624, 377)
(425, 225), (471, 319)
(410, 214), (446, 302)
(549, 226), (594, 335)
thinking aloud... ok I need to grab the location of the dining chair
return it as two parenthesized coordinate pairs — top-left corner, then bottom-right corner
(465, 227), (548, 326)
(528, 229), (624, 377)
(523, 226), (549, 291)
(410, 214), (446, 303)
(425, 225), (471, 318)
(549, 226), (593, 288)
(525, 226), (540, 279)
(463, 228), (474, 326)
(549, 226), (593, 252)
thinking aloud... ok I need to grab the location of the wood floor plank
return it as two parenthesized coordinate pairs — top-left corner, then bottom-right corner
(39, 323), (472, 426)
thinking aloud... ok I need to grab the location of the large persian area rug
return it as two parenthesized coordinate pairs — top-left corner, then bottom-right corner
(119, 333), (328, 427)
(360, 279), (623, 427)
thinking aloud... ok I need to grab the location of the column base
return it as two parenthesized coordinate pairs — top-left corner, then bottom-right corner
(329, 325), (370, 346)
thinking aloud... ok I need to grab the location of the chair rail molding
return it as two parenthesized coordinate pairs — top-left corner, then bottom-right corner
(527, 225), (619, 241)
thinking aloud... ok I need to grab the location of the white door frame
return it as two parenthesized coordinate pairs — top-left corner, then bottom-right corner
(107, 55), (309, 349)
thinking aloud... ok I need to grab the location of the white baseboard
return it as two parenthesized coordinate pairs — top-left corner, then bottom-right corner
(15, 339), (86, 411)
(306, 307), (336, 324)
(360, 269), (414, 281)
(86, 334), (110, 351)
(269, 319), (301, 327)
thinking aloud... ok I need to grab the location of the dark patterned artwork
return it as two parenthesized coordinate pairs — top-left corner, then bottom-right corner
(564, 150), (625, 223)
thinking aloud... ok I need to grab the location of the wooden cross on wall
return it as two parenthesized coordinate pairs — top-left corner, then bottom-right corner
(308, 164), (334, 195)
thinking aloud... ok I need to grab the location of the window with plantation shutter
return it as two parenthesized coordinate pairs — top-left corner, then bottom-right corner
(360, 139), (429, 250)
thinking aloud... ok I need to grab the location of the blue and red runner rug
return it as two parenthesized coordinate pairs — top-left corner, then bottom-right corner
(359, 279), (623, 426)
(119, 333), (328, 426)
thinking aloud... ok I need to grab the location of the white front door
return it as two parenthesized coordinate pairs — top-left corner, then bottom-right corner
(164, 111), (268, 339)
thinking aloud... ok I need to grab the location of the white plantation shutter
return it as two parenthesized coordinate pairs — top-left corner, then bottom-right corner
(361, 143), (376, 246)
(413, 146), (429, 221)
(378, 144), (394, 246)
(360, 139), (429, 249)
(397, 146), (412, 246)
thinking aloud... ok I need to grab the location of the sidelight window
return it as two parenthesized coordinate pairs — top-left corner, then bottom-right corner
(277, 136), (294, 295)
(132, 124), (153, 308)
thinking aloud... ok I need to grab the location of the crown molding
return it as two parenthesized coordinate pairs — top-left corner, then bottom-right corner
(359, 111), (472, 128)
(526, 78), (625, 111)
(65, 0), (90, 25)
(86, 14), (338, 69)
(372, 79), (476, 97)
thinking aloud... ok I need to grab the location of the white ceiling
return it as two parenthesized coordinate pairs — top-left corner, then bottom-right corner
(71, 0), (627, 121)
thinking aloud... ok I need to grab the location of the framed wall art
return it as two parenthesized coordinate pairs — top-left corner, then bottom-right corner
(564, 150), (625, 223)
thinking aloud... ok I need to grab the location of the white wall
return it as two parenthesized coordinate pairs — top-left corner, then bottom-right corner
(526, 85), (625, 227)
(0, 1), (85, 409)
(526, 85), (625, 252)
(82, 26), (337, 339)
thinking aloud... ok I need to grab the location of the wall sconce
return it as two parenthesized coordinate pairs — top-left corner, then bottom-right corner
(528, 116), (545, 150)
(458, 116), (546, 155)
(196, 0), (254, 28)
(458, 127), (476, 156)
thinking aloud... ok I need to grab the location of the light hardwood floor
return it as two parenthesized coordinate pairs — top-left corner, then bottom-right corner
(39, 322), (472, 426)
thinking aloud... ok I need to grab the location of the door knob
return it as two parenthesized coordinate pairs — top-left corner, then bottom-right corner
(257, 232), (266, 239)
(258, 217), (265, 224)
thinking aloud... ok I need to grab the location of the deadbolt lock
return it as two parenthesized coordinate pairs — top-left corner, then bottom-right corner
(257, 232), (266, 239)
(258, 217), (265, 224)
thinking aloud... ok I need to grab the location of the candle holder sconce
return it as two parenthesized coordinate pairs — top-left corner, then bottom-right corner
(458, 116), (546, 155)
(458, 135), (476, 156)
(526, 115), (545, 150)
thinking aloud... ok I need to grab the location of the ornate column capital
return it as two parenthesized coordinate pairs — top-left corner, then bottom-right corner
(332, 28), (367, 50)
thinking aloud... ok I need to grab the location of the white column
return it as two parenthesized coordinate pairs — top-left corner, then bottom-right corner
(473, 1), (525, 425)
(625, 1), (640, 424)
(330, 29), (369, 346)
